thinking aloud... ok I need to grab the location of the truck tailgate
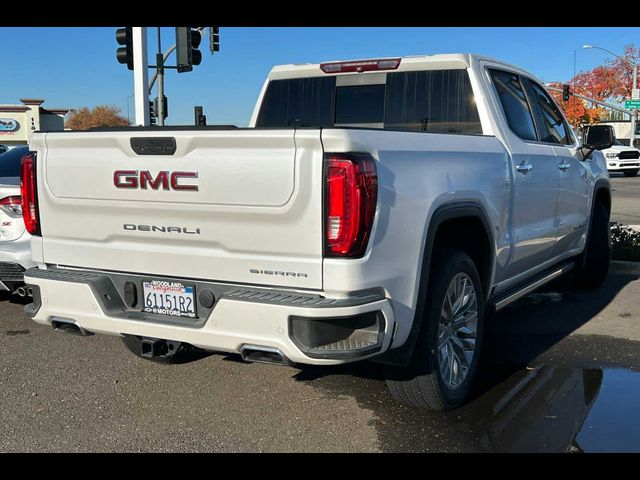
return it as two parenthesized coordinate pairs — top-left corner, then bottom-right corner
(32, 129), (324, 289)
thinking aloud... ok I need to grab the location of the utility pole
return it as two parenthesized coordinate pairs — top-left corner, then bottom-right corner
(156, 28), (165, 126)
(126, 93), (134, 125)
(132, 27), (150, 126)
(631, 63), (637, 147)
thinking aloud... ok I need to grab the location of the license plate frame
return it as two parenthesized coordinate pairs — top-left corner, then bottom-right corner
(141, 279), (197, 319)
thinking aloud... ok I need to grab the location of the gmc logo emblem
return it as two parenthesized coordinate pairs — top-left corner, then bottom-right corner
(113, 170), (199, 191)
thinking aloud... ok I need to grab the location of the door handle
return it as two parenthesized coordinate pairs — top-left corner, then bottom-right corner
(558, 161), (571, 171)
(516, 162), (533, 173)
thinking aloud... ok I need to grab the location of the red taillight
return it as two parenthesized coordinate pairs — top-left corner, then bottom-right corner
(320, 58), (401, 74)
(20, 152), (39, 235)
(324, 154), (377, 257)
(0, 195), (22, 216)
(0, 195), (21, 206)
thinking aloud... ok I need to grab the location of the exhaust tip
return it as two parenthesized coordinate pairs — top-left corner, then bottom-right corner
(16, 286), (26, 297)
(240, 344), (291, 366)
(51, 317), (94, 337)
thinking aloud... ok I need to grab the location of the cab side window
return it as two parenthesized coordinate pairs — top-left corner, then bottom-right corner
(488, 69), (538, 141)
(523, 78), (572, 145)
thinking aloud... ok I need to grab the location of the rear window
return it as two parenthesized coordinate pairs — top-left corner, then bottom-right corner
(256, 77), (335, 127)
(0, 146), (27, 177)
(255, 69), (483, 135)
(335, 85), (385, 125)
(384, 70), (482, 134)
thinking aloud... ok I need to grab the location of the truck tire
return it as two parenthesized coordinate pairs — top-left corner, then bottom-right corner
(120, 335), (200, 364)
(385, 249), (484, 410)
(623, 169), (638, 177)
(573, 202), (611, 289)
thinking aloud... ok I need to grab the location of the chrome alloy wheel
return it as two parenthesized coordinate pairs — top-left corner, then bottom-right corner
(437, 272), (478, 390)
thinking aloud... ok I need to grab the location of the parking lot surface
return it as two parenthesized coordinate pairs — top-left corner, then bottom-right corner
(1, 264), (639, 452)
(611, 173), (640, 225)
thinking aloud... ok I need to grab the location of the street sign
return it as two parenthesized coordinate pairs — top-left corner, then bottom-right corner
(625, 100), (640, 109)
(633, 88), (640, 100)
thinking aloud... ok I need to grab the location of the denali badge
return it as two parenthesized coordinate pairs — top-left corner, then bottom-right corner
(124, 224), (201, 234)
(250, 269), (308, 278)
(114, 170), (198, 191)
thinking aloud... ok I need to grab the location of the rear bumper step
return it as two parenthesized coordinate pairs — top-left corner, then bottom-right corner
(24, 267), (395, 366)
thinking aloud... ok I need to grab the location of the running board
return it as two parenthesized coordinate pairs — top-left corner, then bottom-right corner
(490, 261), (575, 312)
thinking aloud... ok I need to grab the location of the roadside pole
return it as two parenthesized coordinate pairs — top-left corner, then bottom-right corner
(631, 63), (637, 148)
(133, 27), (150, 126)
(156, 28), (165, 126)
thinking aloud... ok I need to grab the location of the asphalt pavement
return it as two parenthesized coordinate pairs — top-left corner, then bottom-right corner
(611, 172), (640, 225)
(1, 263), (639, 452)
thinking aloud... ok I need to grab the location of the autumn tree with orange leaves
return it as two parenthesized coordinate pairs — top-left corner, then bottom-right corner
(66, 105), (129, 130)
(550, 44), (640, 128)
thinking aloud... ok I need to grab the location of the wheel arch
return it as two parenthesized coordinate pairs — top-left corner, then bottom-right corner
(375, 201), (495, 367)
(578, 179), (611, 270)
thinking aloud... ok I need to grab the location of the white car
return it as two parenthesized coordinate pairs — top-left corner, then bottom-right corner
(602, 139), (640, 177)
(0, 146), (36, 296)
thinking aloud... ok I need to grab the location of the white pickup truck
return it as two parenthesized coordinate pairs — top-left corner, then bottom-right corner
(22, 54), (613, 410)
(601, 138), (640, 177)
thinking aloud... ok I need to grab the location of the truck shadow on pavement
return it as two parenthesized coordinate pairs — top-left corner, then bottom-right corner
(291, 270), (640, 452)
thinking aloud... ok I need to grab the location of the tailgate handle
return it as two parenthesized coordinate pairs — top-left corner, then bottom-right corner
(130, 137), (177, 155)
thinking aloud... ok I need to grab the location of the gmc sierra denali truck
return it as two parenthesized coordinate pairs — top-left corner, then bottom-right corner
(21, 54), (613, 410)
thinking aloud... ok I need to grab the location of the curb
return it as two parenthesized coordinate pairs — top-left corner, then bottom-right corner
(611, 260), (640, 275)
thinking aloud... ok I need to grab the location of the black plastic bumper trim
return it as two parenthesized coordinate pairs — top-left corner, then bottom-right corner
(23, 267), (386, 329)
(288, 310), (386, 360)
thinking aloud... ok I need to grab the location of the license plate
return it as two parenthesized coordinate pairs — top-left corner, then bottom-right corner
(142, 280), (196, 318)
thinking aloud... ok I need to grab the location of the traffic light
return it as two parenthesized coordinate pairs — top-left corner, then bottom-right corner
(149, 100), (157, 125)
(115, 27), (134, 70)
(210, 27), (220, 53)
(176, 27), (202, 73)
(195, 106), (207, 126)
(563, 84), (571, 102)
(155, 95), (168, 120)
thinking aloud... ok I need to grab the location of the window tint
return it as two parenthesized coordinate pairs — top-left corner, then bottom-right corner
(255, 69), (482, 135)
(256, 76), (335, 127)
(523, 78), (572, 145)
(384, 70), (482, 134)
(489, 69), (537, 141)
(0, 146), (27, 177)
(335, 85), (385, 125)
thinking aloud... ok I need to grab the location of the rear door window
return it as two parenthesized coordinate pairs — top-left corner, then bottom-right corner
(488, 69), (538, 141)
(522, 78), (573, 145)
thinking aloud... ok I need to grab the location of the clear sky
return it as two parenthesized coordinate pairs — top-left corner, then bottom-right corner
(1, 27), (639, 126)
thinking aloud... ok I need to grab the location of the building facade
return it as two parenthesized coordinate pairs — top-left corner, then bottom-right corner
(0, 99), (70, 148)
